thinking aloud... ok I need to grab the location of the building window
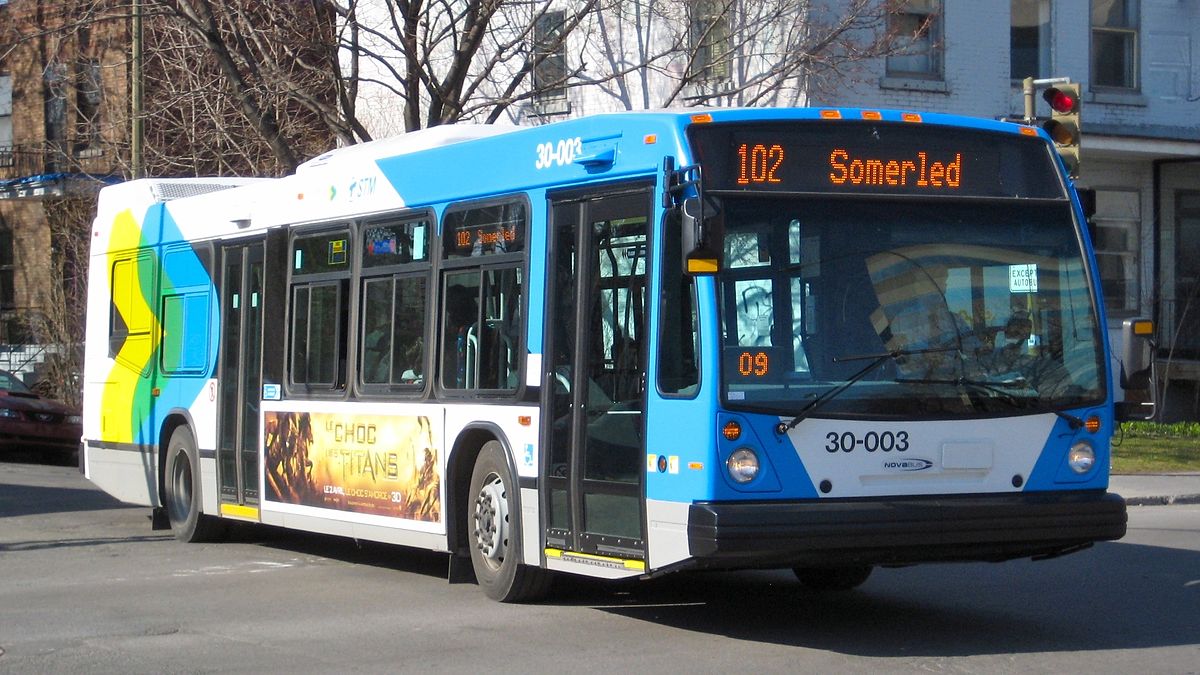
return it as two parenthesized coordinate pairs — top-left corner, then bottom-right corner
(1092, 0), (1139, 90)
(688, 0), (731, 83)
(1172, 191), (1200, 358)
(886, 0), (943, 80)
(533, 11), (567, 107)
(75, 59), (102, 155)
(1091, 189), (1140, 315)
(0, 74), (12, 167)
(0, 224), (14, 310)
(1010, 0), (1051, 80)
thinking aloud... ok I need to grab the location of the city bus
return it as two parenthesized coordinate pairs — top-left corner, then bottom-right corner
(82, 107), (1156, 602)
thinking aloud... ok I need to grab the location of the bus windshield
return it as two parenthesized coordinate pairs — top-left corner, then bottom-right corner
(716, 196), (1106, 419)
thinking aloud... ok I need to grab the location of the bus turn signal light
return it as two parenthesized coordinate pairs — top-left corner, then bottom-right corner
(723, 421), (742, 441)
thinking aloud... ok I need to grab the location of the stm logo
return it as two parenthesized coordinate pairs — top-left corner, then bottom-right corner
(883, 458), (934, 472)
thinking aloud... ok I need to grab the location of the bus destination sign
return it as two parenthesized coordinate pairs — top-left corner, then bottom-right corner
(691, 121), (1064, 200)
(442, 201), (527, 260)
(735, 143), (964, 190)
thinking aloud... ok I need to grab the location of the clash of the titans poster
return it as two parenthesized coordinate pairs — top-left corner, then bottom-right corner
(263, 410), (440, 523)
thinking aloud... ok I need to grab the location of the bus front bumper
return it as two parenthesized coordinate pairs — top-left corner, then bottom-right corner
(687, 490), (1127, 568)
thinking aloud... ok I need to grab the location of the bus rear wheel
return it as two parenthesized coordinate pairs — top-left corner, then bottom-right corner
(793, 565), (873, 591)
(163, 427), (224, 543)
(468, 441), (551, 602)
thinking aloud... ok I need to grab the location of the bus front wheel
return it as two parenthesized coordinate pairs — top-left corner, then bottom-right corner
(793, 565), (873, 591)
(467, 441), (551, 602)
(163, 427), (224, 543)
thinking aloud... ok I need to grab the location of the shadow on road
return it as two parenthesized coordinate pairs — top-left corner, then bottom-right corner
(558, 541), (1200, 657)
(0, 534), (171, 553)
(0, 481), (133, 518)
(227, 519), (1200, 658)
(222, 522), (453, 580)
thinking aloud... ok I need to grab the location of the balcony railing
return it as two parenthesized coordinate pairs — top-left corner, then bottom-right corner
(0, 139), (122, 182)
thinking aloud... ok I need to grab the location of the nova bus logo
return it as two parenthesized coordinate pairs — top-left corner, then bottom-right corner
(883, 458), (934, 472)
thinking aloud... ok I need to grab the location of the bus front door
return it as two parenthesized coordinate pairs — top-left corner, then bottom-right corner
(544, 187), (651, 564)
(216, 240), (264, 517)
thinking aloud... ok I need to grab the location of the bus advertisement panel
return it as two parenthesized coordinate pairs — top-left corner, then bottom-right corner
(263, 408), (441, 523)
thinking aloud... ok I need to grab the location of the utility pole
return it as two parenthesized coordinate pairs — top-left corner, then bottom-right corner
(131, 0), (144, 179)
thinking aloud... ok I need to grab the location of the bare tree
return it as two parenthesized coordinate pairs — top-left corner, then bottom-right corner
(142, 1), (926, 154)
(337, 0), (603, 135)
(578, 0), (911, 113)
(27, 198), (92, 408)
(141, 0), (341, 175)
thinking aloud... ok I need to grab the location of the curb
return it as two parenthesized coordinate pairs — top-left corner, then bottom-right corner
(1124, 494), (1200, 506)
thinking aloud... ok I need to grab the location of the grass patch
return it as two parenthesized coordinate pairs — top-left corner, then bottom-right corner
(1112, 422), (1200, 474)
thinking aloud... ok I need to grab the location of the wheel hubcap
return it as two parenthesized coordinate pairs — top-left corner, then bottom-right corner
(473, 474), (508, 567)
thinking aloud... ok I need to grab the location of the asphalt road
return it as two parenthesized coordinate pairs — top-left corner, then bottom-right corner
(1, 459), (1198, 673)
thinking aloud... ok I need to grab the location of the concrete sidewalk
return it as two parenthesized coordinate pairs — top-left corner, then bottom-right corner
(1110, 473), (1200, 506)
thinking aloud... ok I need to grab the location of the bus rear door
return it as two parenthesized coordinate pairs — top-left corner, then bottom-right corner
(216, 239), (264, 518)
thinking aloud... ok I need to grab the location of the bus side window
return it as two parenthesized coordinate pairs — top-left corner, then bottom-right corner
(109, 252), (157, 376)
(392, 276), (427, 385)
(359, 217), (432, 391)
(290, 281), (347, 388)
(439, 198), (527, 394)
(480, 267), (522, 390)
(442, 274), (481, 390)
(361, 278), (394, 384)
(288, 229), (351, 393)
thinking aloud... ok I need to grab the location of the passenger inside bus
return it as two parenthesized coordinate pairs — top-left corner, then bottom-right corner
(362, 311), (391, 383)
(443, 283), (479, 389)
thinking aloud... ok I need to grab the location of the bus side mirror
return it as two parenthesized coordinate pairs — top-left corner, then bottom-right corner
(681, 196), (720, 276)
(1116, 318), (1156, 421)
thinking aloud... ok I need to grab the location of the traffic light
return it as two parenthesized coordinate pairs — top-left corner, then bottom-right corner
(1041, 83), (1081, 177)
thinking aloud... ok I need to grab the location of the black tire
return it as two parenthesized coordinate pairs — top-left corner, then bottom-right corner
(794, 565), (873, 591)
(468, 441), (551, 602)
(163, 427), (224, 543)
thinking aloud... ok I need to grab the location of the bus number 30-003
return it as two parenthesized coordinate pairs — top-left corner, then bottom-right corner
(825, 431), (910, 453)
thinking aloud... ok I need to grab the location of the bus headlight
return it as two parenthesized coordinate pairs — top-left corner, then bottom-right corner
(727, 448), (760, 483)
(1068, 441), (1095, 474)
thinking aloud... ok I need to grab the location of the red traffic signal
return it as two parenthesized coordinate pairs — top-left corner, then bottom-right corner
(1043, 86), (1079, 115)
(1040, 82), (1081, 177)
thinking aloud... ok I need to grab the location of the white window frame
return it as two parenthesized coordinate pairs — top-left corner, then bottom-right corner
(1010, 0), (1052, 81)
(688, 0), (732, 84)
(1091, 0), (1139, 91)
(885, 0), (944, 81)
(1091, 188), (1141, 316)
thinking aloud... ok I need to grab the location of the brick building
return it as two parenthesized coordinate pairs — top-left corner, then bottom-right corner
(0, 0), (337, 394)
(0, 0), (126, 385)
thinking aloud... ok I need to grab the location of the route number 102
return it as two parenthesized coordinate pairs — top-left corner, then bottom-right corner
(736, 143), (785, 185)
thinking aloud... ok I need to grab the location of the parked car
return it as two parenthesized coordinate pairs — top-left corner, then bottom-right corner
(0, 369), (82, 464)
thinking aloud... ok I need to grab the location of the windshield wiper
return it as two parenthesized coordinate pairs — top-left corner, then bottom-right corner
(776, 346), (958, 434)
(896, 376), (1085, 429)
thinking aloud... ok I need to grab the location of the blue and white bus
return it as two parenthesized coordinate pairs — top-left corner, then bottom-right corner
(82, 108), (1155, 601)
